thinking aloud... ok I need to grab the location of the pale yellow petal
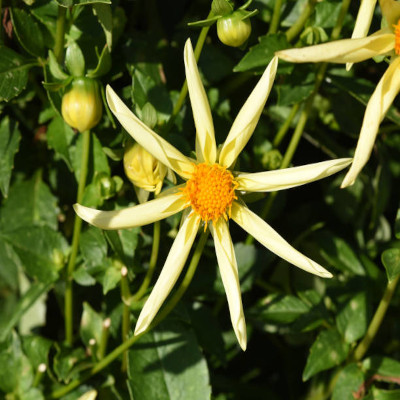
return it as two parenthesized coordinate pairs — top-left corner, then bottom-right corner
(346, 0), (377, 70)
(106, 85), (194, 179)
(73, 193), (187, 230)
(210, 220), (247, 351)
(237, 158), (352, 192)
(380, 0), (400, 27)
(184, 39), (217, 164)
(134, 214), (200, 335)
(276, 31), (394, 64)
(231, 203), (332, 278)
(218, 56), (278, 168)
(342, 56), (400, 187)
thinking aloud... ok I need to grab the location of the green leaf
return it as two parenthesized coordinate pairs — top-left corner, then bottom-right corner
(363, 356), (400, 376)
(188, 302), (226, 364)
(10, 7), (46, 57)
(313, 231), (365, 275)
(0, 47), (34, 101)
(53, 345), (86, 383)
(131, 66), (173, 125)
(0, 280), (53, 342)
(1, 226), (69, 282)
(18, 388), (45, 400)
(118, 227), (140, 268)
(366, 388), (400, 400)
(0, 238), (20, 290)
(0, 331), (23, 393)
(80, 227), (108, 267)
(314, 0), (342, 28)
(292, 290), (329, 332)
(332, 363), (365, 400)
(0, 116), (21, 197)
(92, 4), (113, 50)
(73, 266), (97, 286)
(22, 335), (52, 370)
(327, 75), (400, 126)
(1, 173), (60, 231)
(278, 67), (315, 106)
(395, 208), (400, 239)
(234, 242), (258, 292)
(303, 329), (350, 381)
(381, 248), (400, 282)
(336, 291), (368, 343)
(127, 312), (211, 400)
(80, 302), (103, 347)
(234, 33), (290, 72)
(47, 115), (75, 169)
(252, 294), (309, 324)
(54, 0), (110, 6)
(101, 266), (121, 294)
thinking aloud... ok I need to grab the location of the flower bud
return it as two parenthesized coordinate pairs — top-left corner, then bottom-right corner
(123, 141), (167, 195)
(217, 10), (252, 47)
(61, 77), (102, 132)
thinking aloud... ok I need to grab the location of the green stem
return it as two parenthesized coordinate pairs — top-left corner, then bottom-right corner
(273, 103), (301, 148)
(353, 276), (400, 362)
(131, 221), (161, 301)
(163, 14), (212, 134)
(285, 0), (317, 43)
(268, 0), (283, 34)
(120, 267), (131, 372)
(54, 6), (67, 64)
(33, 364), (46, 387)
(97, 318), (111, 360)
(51, 230), (208, 399)
(65, 130), (90, 345)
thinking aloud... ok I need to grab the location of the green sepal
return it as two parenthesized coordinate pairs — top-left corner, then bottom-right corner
(240, 9), (258, 20)
(188, 15), (220, 28)
(382, 248), (400, 282)
(211, 0), (233, 16)
(48, 50), (69, 80)
(239, 0), (253, 10)
(42, 76), (73, 91)
(86, 45), (111, 78)
(65, 41), (85, 77)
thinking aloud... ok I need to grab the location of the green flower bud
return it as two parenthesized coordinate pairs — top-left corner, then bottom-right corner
(217, 10), (252, 47)
(262, 149), (282, 170)
(61, 77), (102, 132)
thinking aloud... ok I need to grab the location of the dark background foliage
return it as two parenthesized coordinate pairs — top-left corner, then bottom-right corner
(1, 0), (400, 399)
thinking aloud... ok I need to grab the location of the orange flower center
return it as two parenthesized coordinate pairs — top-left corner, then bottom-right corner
(181, 163), (238, 226)
(394, 19), (400, 55)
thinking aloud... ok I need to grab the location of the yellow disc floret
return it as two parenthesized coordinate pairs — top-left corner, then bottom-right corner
(394, 19), (400, 55)
(181, 163), (238, 227)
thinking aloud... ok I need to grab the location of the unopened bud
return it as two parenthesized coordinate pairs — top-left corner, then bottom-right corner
(103, 318), (111, 329)
(124, 141), (167, 195)
(38, 363), (47, 373)
(62, 77), (102, 132)
(217, 10), (252, 47)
